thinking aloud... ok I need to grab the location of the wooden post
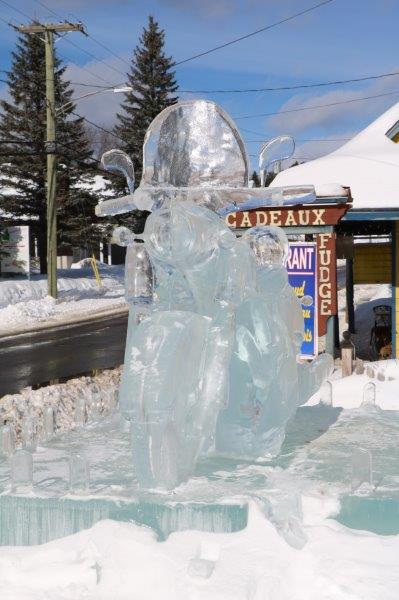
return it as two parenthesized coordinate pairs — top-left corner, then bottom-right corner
(341, 330), (354, 377)
(17, 22), (85, 298)
(392, 221), (399, 358)
(346, 258), (355, 333)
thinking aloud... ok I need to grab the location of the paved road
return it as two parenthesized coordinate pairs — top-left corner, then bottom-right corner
(0, 313), (128, 396)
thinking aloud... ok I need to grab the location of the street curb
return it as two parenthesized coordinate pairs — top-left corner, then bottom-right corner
(0, 305), (129, 341)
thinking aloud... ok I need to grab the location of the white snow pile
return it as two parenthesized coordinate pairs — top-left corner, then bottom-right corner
(0, 265), (126, 334)
(0, 499), (398, 600)
(307, 358), (399, 410)
(0, 367), (121, 440)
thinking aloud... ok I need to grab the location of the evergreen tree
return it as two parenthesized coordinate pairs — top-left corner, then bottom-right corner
(0, 221), (8, 261)
(114, 15), (178, 231)
(251, 170), (261, 187)
(0, 29), (101, 273)
(264, 171), (277, 186)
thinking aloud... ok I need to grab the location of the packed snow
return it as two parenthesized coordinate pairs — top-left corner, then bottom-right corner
(0, 264), (127, 335)
(306, 358), (399, 410)
(1, 499), (398, 600)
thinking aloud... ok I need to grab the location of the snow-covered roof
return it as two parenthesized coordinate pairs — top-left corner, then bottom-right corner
(271, 102), (399, 210)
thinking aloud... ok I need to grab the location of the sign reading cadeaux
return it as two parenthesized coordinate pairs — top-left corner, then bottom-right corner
(225, 204), (348, 228)
(0, 226), (30, 275)
(286, 242), (318, 358)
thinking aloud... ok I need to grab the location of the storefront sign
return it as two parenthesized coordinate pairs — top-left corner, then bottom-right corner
(0, 226), (30, 275)
(225, 204), (349, 229)
(286, 242), (318, 358)
(317, 232), (337, 336)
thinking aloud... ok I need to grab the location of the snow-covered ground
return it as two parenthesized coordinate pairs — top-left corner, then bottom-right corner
(1, 499), (398, 600)
(0, 263), (127, 335)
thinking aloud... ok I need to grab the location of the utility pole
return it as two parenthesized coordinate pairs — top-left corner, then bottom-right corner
(17, 22), (85, 298)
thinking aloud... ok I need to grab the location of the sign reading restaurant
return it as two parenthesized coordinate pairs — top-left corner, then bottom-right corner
(226, 204), (348, 338)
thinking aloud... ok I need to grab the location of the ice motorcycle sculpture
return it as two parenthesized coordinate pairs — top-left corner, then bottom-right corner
(97, 100), (333, 489)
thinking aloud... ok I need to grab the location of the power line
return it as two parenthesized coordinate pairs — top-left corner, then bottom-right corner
(69, 82), (111, 89)
(234, 89), (399, 119)
(58, 50), (118, 87)
(84, 32), (131, 69)
(72, 111), (126, 143)
(174, 0), (334, 66)
(33, 0), (130, 75)
(31, 0), (132, 68)
(58, 35), (128, 79)
(179, 69), (399, 94)
(0, 0), (120, 87)
(0, 0), (32, 21)
(244, 138), (350, 142)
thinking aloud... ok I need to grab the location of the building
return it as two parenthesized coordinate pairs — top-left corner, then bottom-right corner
(271, 102), (399, 358)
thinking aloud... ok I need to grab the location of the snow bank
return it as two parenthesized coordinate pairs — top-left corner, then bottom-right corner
(0, 265), (126, 333)
(306, 358), (399, 410)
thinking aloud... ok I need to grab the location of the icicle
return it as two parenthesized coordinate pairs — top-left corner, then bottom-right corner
(362, 382), (376, 407)
(319, 380), (333, 406)
(11, 449), (33, 493)
(69, 453), (89, 494)
(75, 398), (87, 428)
(43, 406), (55, 441)
(351, 447), (373, 492)
(0, 424), (15, 457)
(21, 415), (37, 452)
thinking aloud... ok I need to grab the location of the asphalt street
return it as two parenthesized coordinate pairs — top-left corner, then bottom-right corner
(0, 313), (128, 396)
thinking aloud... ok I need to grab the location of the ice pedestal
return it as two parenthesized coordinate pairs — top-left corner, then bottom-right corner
(1, 403), (399, 545)
(0, 496), (247, 546)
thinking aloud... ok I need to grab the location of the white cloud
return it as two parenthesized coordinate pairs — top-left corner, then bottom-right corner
(265, 75), (399, 134)
(65, 56), (130, 130)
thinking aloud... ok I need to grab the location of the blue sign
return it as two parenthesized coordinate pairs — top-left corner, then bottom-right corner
(286, 242), (318, 358)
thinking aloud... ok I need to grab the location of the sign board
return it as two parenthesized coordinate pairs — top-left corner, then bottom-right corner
(225, 204), (349, 229)
(316, 232), (337, 336)
(0, 226), (30, 275)
(286, 242), (318, 358)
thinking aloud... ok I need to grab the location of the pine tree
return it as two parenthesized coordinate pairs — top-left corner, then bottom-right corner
(0, 30), (101, 273)
(251, 170), (261, 187)
(0, 221), (8, 261)
(114, 15), (178, 231)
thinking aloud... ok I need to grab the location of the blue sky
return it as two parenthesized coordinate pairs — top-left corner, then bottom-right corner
(1, 0), (398, 164)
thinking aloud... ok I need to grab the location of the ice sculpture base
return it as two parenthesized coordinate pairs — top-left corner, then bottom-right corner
(0, 414), (251, 545)
(0, 495), (248, 545)
(2, 405), (399, 545)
